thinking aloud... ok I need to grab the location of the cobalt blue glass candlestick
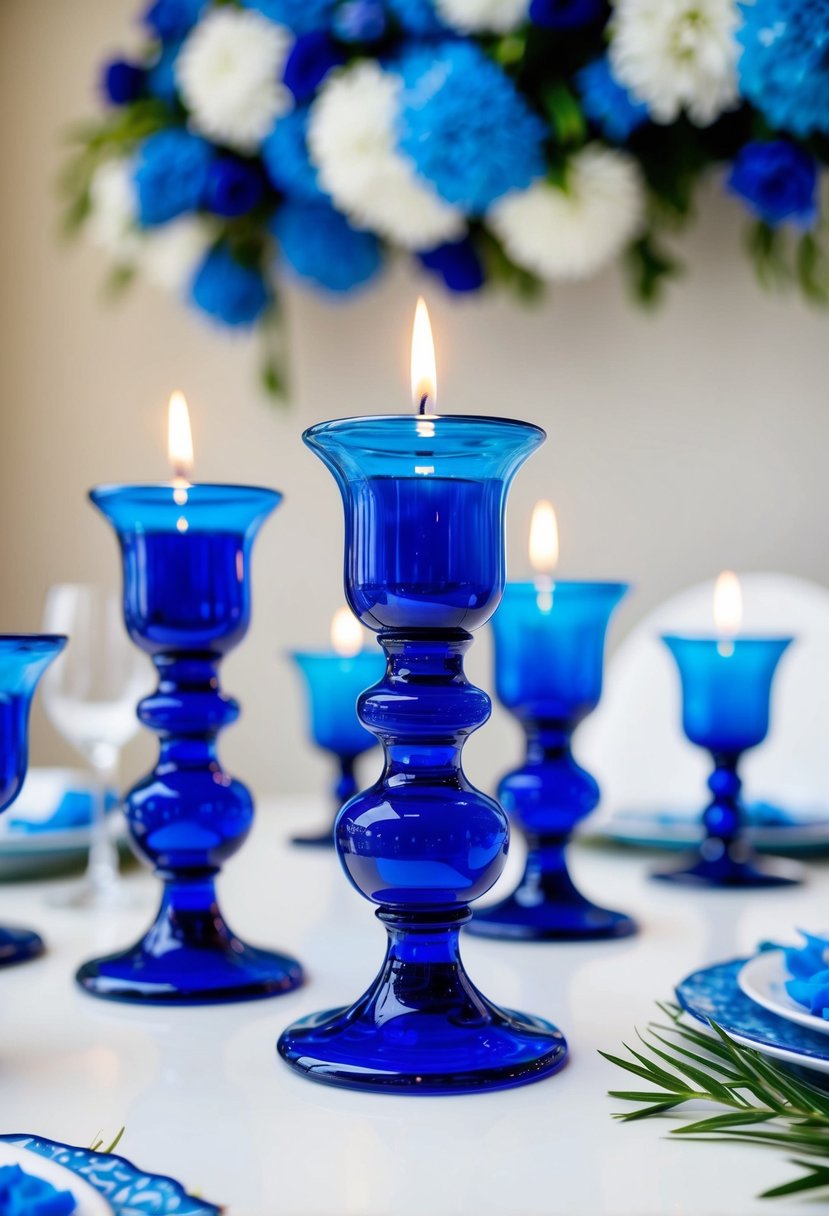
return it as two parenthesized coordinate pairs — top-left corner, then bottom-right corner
(290, 648), (384, 847)
(0, 634), (66, 964)
(76, 483), (304, 1004)
(469, 580), (635, 942)
(277, 414), (568, 1094)
(655, 633), (796, 887)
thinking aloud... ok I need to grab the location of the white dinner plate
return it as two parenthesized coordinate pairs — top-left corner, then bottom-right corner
(0, 1141), (112, 1215)
(738, 949), (829, 1038)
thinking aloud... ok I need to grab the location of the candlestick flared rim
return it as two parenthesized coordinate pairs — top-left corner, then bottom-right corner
(505, 580), (631, 597)
(661, 633), (796, 647)
(88, 483), (282, 534)
(89, 482), (283, 505)
(0, 634), (67, 652)
(303, 413), (545, 454)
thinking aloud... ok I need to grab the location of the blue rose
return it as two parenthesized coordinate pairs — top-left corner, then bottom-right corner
(262, 108), (326, 201)
(134, 129), (214, 226)
(240, 0), (337, 36)
(191, 246), (271, 327)
(283, 31), (345, 103)
(204, 158), (264, 217)
(272, 201), (382, 292)
(529, 0), (606, 28)
(143, 0), (205, 41)
(418, 237), (485, 293)
(728, 141), (818, 228)
(333, 0), (387, 42)
(102, 59), (147, 106)
(576, 57), (648, 142)
(146, 41), (181, 105)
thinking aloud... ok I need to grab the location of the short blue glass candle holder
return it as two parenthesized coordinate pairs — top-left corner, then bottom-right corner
(277, 414), (568, 1094)
(655, 634), (796, 888)
(76, 483), (304, 1004)
(0, 635), (66, 964)
(469, 580), (635, 942)
(290, 650), (384, 846)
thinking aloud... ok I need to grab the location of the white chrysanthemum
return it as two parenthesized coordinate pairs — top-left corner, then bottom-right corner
(141, 216), (216, 294)
(610, 0), (739, 127)
(489, 145), (645, 282)
(86, 159), (141, 265)
(175, 8), (292, 153)
(435, 0), (529, 33)
(308, 62), (464, 250)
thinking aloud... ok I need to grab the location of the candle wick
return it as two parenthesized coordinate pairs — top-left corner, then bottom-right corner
(419, 394), (429, 416)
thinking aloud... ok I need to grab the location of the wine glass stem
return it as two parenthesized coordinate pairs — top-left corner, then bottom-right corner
(87, 747), (119, 895)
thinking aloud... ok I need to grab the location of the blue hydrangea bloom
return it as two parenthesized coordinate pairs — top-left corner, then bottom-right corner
(398, 43), (546, 212)
(333, 0), (387, 41)
(191, 246), (271, 327)
(419, 237), (485, 293)
(728, 141), (818, 227)
(134, 129), (213, 226)
(576, 57), (648, 141)
(272, 201), (383, 292)
(143, 0), (205, 41)
(146, 41), (181, 105)
(386, 0), (446, 35)
(262, 108), (326, 201)
(240, 0), (336, 35)
(738, 0), (829, 138)
(283, 31), (344, 102)
(204, 157), (264, 217)
(530, 0), (606, 28)
(102, 59), (147, 106)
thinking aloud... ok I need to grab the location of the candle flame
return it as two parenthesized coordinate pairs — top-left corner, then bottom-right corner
(168, 390), (194, 482)
(411, 296), (436, 412)
(714, 570), (742, 636)
(331, 606), (363, 658)
(529, 500), (559, 576)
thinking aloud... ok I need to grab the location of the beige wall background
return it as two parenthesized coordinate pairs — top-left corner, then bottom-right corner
(2, 0), (829, 806)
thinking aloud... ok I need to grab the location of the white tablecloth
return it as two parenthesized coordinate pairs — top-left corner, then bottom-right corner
(0, 798), (823, 1216)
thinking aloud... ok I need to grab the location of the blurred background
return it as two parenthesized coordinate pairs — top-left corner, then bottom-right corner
(2, 0), (829, 805)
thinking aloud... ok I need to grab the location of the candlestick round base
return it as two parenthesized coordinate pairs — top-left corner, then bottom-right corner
(653, 845), (802, 889)
(468, 894), (637, 942)
(0, 925), (44, 967)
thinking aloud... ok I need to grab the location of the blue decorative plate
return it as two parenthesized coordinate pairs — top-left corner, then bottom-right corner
(0, 1135), (222, 1215)
(676, 959), (829, 1076)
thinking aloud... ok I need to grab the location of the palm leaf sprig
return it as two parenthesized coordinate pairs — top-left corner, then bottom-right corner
(601, 1003), (829, 1199)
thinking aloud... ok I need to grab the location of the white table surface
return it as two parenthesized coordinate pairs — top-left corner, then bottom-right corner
(0, 798), (826, 1216)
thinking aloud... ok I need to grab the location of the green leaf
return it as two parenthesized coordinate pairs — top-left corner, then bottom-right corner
(624, 235), (682, 307)
(541, 82), (586, 147)
(762, 1161), (829, 1199)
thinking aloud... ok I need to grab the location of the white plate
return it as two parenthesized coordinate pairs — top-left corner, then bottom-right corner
(738, 949), (829, 1038)
(0, 1141), (112, 1215)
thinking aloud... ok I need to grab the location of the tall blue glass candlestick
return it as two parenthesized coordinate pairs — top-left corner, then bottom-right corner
(76, 483), (304, 1003)
(291, 647), (384, 847)
(469, 580), (635, 941)
(277, 413), (568, 1094)
(656, 634), (795, 887)
(0, 635), (66, 964)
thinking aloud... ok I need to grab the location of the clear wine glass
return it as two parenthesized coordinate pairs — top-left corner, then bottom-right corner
(41, 583), (152, 908)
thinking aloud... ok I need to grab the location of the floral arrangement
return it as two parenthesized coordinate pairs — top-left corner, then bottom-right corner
(64, 0), (829, 391)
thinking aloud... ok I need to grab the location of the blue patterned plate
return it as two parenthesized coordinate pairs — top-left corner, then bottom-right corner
(676, 959), (829, 1076)
(0, 1135), (222, 1215)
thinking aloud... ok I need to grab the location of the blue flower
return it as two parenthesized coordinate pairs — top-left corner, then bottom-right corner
(576, 57), (648, 142)
(204, 157), (264, 217)
(283, 31), (344, 102)
(397, 43), (546, 213)
(191, 246), (271, 327)
(738, 0), (829, 138)
(101, 59), (147, 106)
(146, 41), (181, 105)
(134, 129), (213, 226)
(386, 0), (445, 35)
(143, 0), (205, 41)
(262, 108), (326, 201)
(418, 236), (485, 293)
(272, 200), (383, 292)
(529, 0), (606, 28)
(728, 140), (818, 228)
(240, 0), (337, 35)
(333, 0), (387, 42)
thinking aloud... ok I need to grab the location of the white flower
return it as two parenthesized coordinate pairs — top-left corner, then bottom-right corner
(308, 62), (464, 250)
(141, 216), (216, 294)
(610, 0), (740, 127)
(435, 0), (529, 33)
(86, 159), (141, 265)
(489, 145), (645, 282)
(175, 8), (292, 153)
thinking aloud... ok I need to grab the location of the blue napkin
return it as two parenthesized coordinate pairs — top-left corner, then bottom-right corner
(0, 1164), (76, 1215)
(8, 789), (117, 834)
(780, 930), (829, 1018)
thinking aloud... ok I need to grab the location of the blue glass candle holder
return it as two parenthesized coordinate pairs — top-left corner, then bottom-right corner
(76, 483), (304, 1004)
(0, 635), (66, 964)
(655, 634), (796, 887)
(277, 414), (568, 1094)
(290, 650), (384, 846)
(469, 580), (635, 941)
